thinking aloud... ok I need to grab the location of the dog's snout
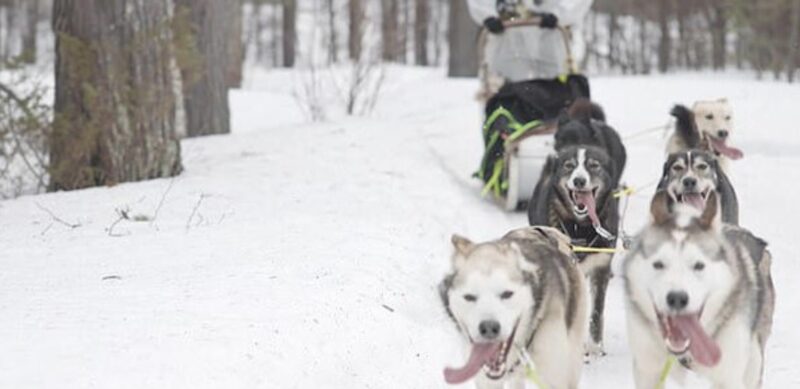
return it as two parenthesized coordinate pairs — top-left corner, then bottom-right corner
(572, 177), (587, 189)
(717, 130), (729, 138)
(666, 291), (689, 311)
(682, 177), (697, 189)
(478, 320), (501, 340)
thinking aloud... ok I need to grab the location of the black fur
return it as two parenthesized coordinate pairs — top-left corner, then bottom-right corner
(527, 100), (627, 350)
(554, 98), (626, 184)
(670, 104), (701, 149)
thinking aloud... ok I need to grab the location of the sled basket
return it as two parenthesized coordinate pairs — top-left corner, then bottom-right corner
(476, 75), (591, 211)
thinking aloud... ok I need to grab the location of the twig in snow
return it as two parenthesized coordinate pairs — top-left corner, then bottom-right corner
(149, 178), (176, 228)
(35, 202), (81, 229)
(106, 207), (131, 237)
(185, 194), (209, 231)
(381, 304), (395, 313)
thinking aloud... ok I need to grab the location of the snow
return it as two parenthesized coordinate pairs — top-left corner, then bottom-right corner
(1, 67), (799, 388)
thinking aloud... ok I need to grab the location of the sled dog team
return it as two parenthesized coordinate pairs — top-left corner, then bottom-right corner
(440, 99), (775, 389)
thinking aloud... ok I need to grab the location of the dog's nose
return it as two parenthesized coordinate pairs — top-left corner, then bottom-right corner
(478, 320), (501, 340)
(572, 177), (587, 189)
(682, 177), (697, 189)
(717, 130), (729, 138)
(666, 291), (689, 311)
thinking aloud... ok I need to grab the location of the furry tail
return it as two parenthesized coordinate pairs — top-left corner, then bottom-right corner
(567, 98), (606, 123)
(670, 104), (700, 148)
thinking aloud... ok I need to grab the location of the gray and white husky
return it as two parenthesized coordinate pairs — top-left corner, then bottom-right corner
(623, 192), (775, 389)
(440, 227), (588, 389)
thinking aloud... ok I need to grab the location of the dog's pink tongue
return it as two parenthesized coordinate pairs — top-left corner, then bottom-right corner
(710, 138), (744, 160)
(671, 315), (722, 367)
(574, 191), (601, 226)
(683, 193), (705, 211)
(443, 343), (500, 384)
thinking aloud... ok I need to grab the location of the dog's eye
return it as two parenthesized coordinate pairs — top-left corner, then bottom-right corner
(587, 160), (600, 170)
(653, 261), (665, 270)
(693, 262), (705, 271)
(463, 294), (477, 302)
(671, 165), (685, 173)
(705, 114), (714, 120)
(500, 290), (514, 300)
(725, 115), (731, 121)
(564, 161), (576, 170)
(696, 163), (708, 171)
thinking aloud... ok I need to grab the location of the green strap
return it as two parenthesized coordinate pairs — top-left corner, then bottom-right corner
(524, 364), (548, 389)
(480, 160), (504, 198)
(655, 356), (676, 389)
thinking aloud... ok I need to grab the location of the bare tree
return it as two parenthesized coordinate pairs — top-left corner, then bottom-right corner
(50, 0), (182, 191)
(327, 0), (338, 63)
(174, 0), (232, 137)
(414, 0), (429, 65)
(283, 0), (296, 67)
(787, 0), (800, 82)
(381, 0), (399, 61)
(227, 0), (244, 88)
(18, 0), (38, 64)
(657, 0), (671, 73)
(348, 0), (364, 60)
(447, 0), (479, 77)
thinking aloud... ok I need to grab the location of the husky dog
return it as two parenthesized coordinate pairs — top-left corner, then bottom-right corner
(528, 100), (626, 356)
(668, 100), (743, 175)
(440, 227), (588, 389)
(657, 150), (739, 225)
(623, 192), (774, 389)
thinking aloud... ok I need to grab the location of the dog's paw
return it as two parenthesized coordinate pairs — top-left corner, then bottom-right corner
(583, 342), (606, 363)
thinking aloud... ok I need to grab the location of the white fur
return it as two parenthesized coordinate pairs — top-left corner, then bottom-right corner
(624, 224), (765, 388)
(448, 238), (586, 389)
(666, 99), (737, 175)
(567, 148), (590, 191)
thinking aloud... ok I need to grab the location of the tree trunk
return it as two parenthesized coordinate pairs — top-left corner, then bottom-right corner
(50, 0), (182, 191)
(657, 0), (671, 73)
(282, 0), (296, 67)
(787, 0), (800, 82)
(18, 0), (38, 64)
(327, 0), (338, 63)
(226, 0), (243, 88)
(348, 0), (363, 60)
(447, 0), (478, 77)
(174, 0), (231, 137)
(381, 0), (399, 61)
(414, 0), (429, 65)
(708, 1), (726, 70)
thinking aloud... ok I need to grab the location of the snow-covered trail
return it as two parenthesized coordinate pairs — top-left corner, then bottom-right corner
(0, 67), (798, 388)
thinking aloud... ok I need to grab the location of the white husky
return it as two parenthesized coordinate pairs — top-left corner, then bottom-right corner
(667, 99), (743, 175)
(623, 192), (774, 389)
(440, 227), (588, 389)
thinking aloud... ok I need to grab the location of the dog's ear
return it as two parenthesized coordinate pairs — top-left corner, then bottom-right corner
(697, 192), (719, 230)
(717, 97), (729, 104)
(510, 241), (540, 274)
(451, 234), (474, 256)
(650, 191), (672, 226)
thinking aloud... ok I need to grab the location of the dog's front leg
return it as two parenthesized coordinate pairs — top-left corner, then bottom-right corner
(584, 254), (612, 358)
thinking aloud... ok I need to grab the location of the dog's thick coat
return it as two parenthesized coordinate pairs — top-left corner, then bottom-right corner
(440, 227), (588, 389)
(528, 99), (626, 355)
(657, 150), (739, 225)
(623, 193), (774, 388)
(667, 99), (742, 175)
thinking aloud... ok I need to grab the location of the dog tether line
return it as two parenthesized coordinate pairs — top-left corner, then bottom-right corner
(655, 355), (677, 389)
(516, 346), (549, 389)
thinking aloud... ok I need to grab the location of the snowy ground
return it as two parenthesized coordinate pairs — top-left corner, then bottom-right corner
(1, 67), (798, 388)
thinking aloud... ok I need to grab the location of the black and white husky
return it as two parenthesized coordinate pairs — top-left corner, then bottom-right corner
(668, 100), (743, 175)
(623, 192), (775, 388)
(657, 149), (739, 225)
(527, 99), (626, 356)
(440, 227), (587, 389)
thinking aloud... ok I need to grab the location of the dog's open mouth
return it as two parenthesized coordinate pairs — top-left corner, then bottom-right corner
(675, 189), (710, 211)
(443, 322), (518, 384)
(708, 137), (744, 160)
(569, 188), (598, 219)
(657, 311), (721, 367)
